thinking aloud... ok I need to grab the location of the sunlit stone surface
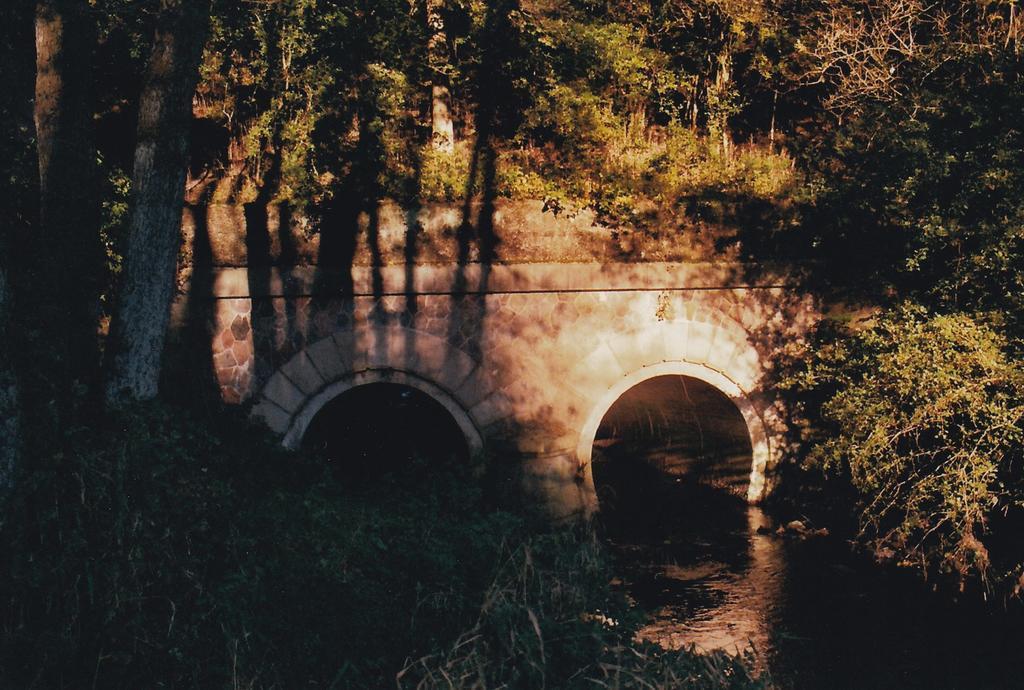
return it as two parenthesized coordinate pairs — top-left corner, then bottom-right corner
(172, 200), (820, 518)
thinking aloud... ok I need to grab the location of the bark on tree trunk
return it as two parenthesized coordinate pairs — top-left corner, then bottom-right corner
(713, 48), (733, 157)
(427, 0), (455, 151)
(34, 0), (102, 392)
(0, 266), (19, 494)
(105, 0), (211, 403)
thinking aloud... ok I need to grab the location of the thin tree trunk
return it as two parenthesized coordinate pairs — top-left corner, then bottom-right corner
(427, 0), (454, 151)
(34, 0), (102, 393)
(0, 266), (19, 494)
(105, 0), (211, 403)
(713, 47), (733, 157)
(690, 82), (699, 130)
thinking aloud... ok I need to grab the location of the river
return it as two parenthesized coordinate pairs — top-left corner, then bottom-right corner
(315, 376), (1024, 688)
(596, 478), (1024, 689)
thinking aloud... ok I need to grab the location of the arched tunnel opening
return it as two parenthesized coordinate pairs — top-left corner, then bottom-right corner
(592, 376), (780, 658)
(591, 374), (753, 542)
(301, 382), (470, 484)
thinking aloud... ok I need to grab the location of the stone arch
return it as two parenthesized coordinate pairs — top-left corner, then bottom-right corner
(569, 315), (772, 503)
(283, 369), (484, 455)
(252, 325), (498, 456)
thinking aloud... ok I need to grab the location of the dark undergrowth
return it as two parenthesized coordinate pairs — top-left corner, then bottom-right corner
(0, 402), (764, 689)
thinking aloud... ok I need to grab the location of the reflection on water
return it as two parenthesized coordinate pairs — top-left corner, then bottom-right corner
(596, 455), (1024, 690)
(632, 507), (784, 657)
(592, 375), (1024, 689)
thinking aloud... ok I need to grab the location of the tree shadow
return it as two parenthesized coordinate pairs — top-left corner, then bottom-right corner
(161, 187), (222, 412)
(448, 2), (520, 362)
(400, 120), (428, 370)
(310, 77), (390, 354)
(245, 119), (304, 393)
(311, 188), (359, 328)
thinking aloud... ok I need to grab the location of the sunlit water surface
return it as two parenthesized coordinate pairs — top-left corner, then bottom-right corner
(596, 451), (1024, 690)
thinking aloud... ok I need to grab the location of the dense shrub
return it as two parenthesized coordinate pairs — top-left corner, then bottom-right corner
(785, 307), (1024, 595)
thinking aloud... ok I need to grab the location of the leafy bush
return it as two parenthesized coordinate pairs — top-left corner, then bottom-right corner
(419, 142), (553, 203)
(789, 307), (1024, 593)
(522, 83), (620, 164)
(0, 402), (764, 688)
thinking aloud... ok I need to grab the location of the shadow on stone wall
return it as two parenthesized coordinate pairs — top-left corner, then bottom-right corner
(448, 0), (517, 364)
(163, 195), (222, 411)
(245, 127), (300, 391)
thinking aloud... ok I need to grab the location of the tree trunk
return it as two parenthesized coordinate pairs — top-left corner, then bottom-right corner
(105, 0), (211, 403)
(34, 0), (102, 393)
(712, 47), (733, 157)
(427, 0), (455, 151)
(0, 266), (19, 494)
(0, 1), (33, 498)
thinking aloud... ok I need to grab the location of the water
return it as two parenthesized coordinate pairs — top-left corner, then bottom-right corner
(591, 375), (1024, 689)
(597, 480), (1024, 689)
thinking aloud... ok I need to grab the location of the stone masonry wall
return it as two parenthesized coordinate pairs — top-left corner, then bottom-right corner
(173, 202), (818, 519)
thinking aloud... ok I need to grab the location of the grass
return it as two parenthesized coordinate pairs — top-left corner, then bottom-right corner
(417, 123), (798, 212)
(0, 401), (765, 688)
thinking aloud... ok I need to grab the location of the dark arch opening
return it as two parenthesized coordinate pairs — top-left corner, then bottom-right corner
(592, 374), (753, 536)
(302, 382), (470, 484)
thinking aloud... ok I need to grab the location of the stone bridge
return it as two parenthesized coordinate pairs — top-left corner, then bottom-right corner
(175, 201), (816, 520)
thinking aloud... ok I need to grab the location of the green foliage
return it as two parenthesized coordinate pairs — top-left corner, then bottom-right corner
(1, 405), (256, 686)
(788, 13), (1024, 314)
(13, 0), (1024, 633)
(541, 17), (660, 112)
(0, 403), (764, 688)
(419, 142), (553, 202)
(175, 0), (808, 238)
(746, 2), (1024, 600)
(523, 83), (620, 163)
(789, 307), (1024, 592)
(644, 124), (795, 200)
(98, 162), (131, 306)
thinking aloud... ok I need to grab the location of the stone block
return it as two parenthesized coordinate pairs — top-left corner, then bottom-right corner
(280, 351), (325, 395)
(231, 339), (252, 367)
(605, 329), (660, 375)
(395, 329), (465, 384)
(662, 320), (690, 361)
(727, 346), (762, 391)
(706, 336), (740, 375)
(332, 329), (369, 372)
(230, 314), (251, 340)
(514, 431), (576, 455)
(364, 326), (406, 369)
(571, 340), (625, 392)
(305, 336), (350, 383)
(213, 349), (237, 370)
(500, 375), (562, 424)
(455, 366), (496, 409)
(261, 371), (306, 414)
(585, 337), (622, 376)
(428, 345), (478, 393)
(253, 398), (292, 434)
(518, 452), (592, 522)
(685, 320), (717, 364)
